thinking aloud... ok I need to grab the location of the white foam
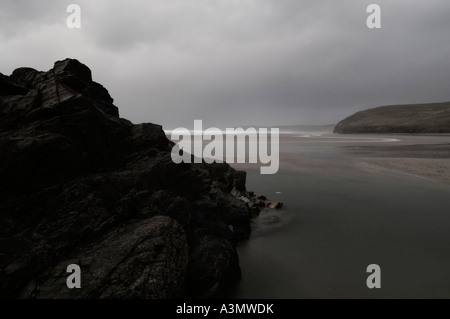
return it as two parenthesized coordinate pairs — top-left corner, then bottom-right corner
(294, 135), (400, 142)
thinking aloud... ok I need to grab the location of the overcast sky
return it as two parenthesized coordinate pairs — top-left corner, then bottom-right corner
(1, 0), (450, 128)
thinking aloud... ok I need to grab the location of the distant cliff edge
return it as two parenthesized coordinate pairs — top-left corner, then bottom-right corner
(334, 102), (450, 134)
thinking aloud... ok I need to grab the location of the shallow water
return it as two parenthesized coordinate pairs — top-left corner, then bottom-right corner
(231, 133), (450, 298)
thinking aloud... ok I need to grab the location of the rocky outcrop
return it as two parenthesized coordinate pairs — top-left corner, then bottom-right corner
(334, 102), (450, 134)
(0, 59), (261, 298)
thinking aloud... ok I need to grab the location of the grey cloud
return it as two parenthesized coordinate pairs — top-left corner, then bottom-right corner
(1, 0), (450, 128)
(0, 0), (65, 39)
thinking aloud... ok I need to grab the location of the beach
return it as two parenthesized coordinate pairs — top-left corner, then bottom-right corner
(230, 132), (450, 298)
(348, 137), (450, 185)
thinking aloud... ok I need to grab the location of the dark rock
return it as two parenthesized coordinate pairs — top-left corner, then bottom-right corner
(18, 216), (188, 299)
(0, 58), (264, 299)
(53, 58), (92, 83)
(0, 73), (29, 96)
(233, 170), (247, 192)
(334, 102), (450, 134)
(187, 235), (240, 298)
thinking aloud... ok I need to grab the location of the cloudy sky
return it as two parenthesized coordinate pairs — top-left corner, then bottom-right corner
(1, 0), (450, 128)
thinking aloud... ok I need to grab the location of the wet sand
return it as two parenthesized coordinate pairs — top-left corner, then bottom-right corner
(343, 135), (450, 185)
(359, 158), (450, 185)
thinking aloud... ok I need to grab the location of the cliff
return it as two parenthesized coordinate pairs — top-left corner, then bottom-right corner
(0, 59), (256, 298)
(334, 102), (450, 134)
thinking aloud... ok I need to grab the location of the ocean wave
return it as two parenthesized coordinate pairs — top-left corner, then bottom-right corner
(294, 135), (400, 142)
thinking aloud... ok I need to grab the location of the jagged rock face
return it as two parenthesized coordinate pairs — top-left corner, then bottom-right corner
(0, 59), (251, 298)
(19, 216), (189, 299)
(334, 102), (450, 134)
